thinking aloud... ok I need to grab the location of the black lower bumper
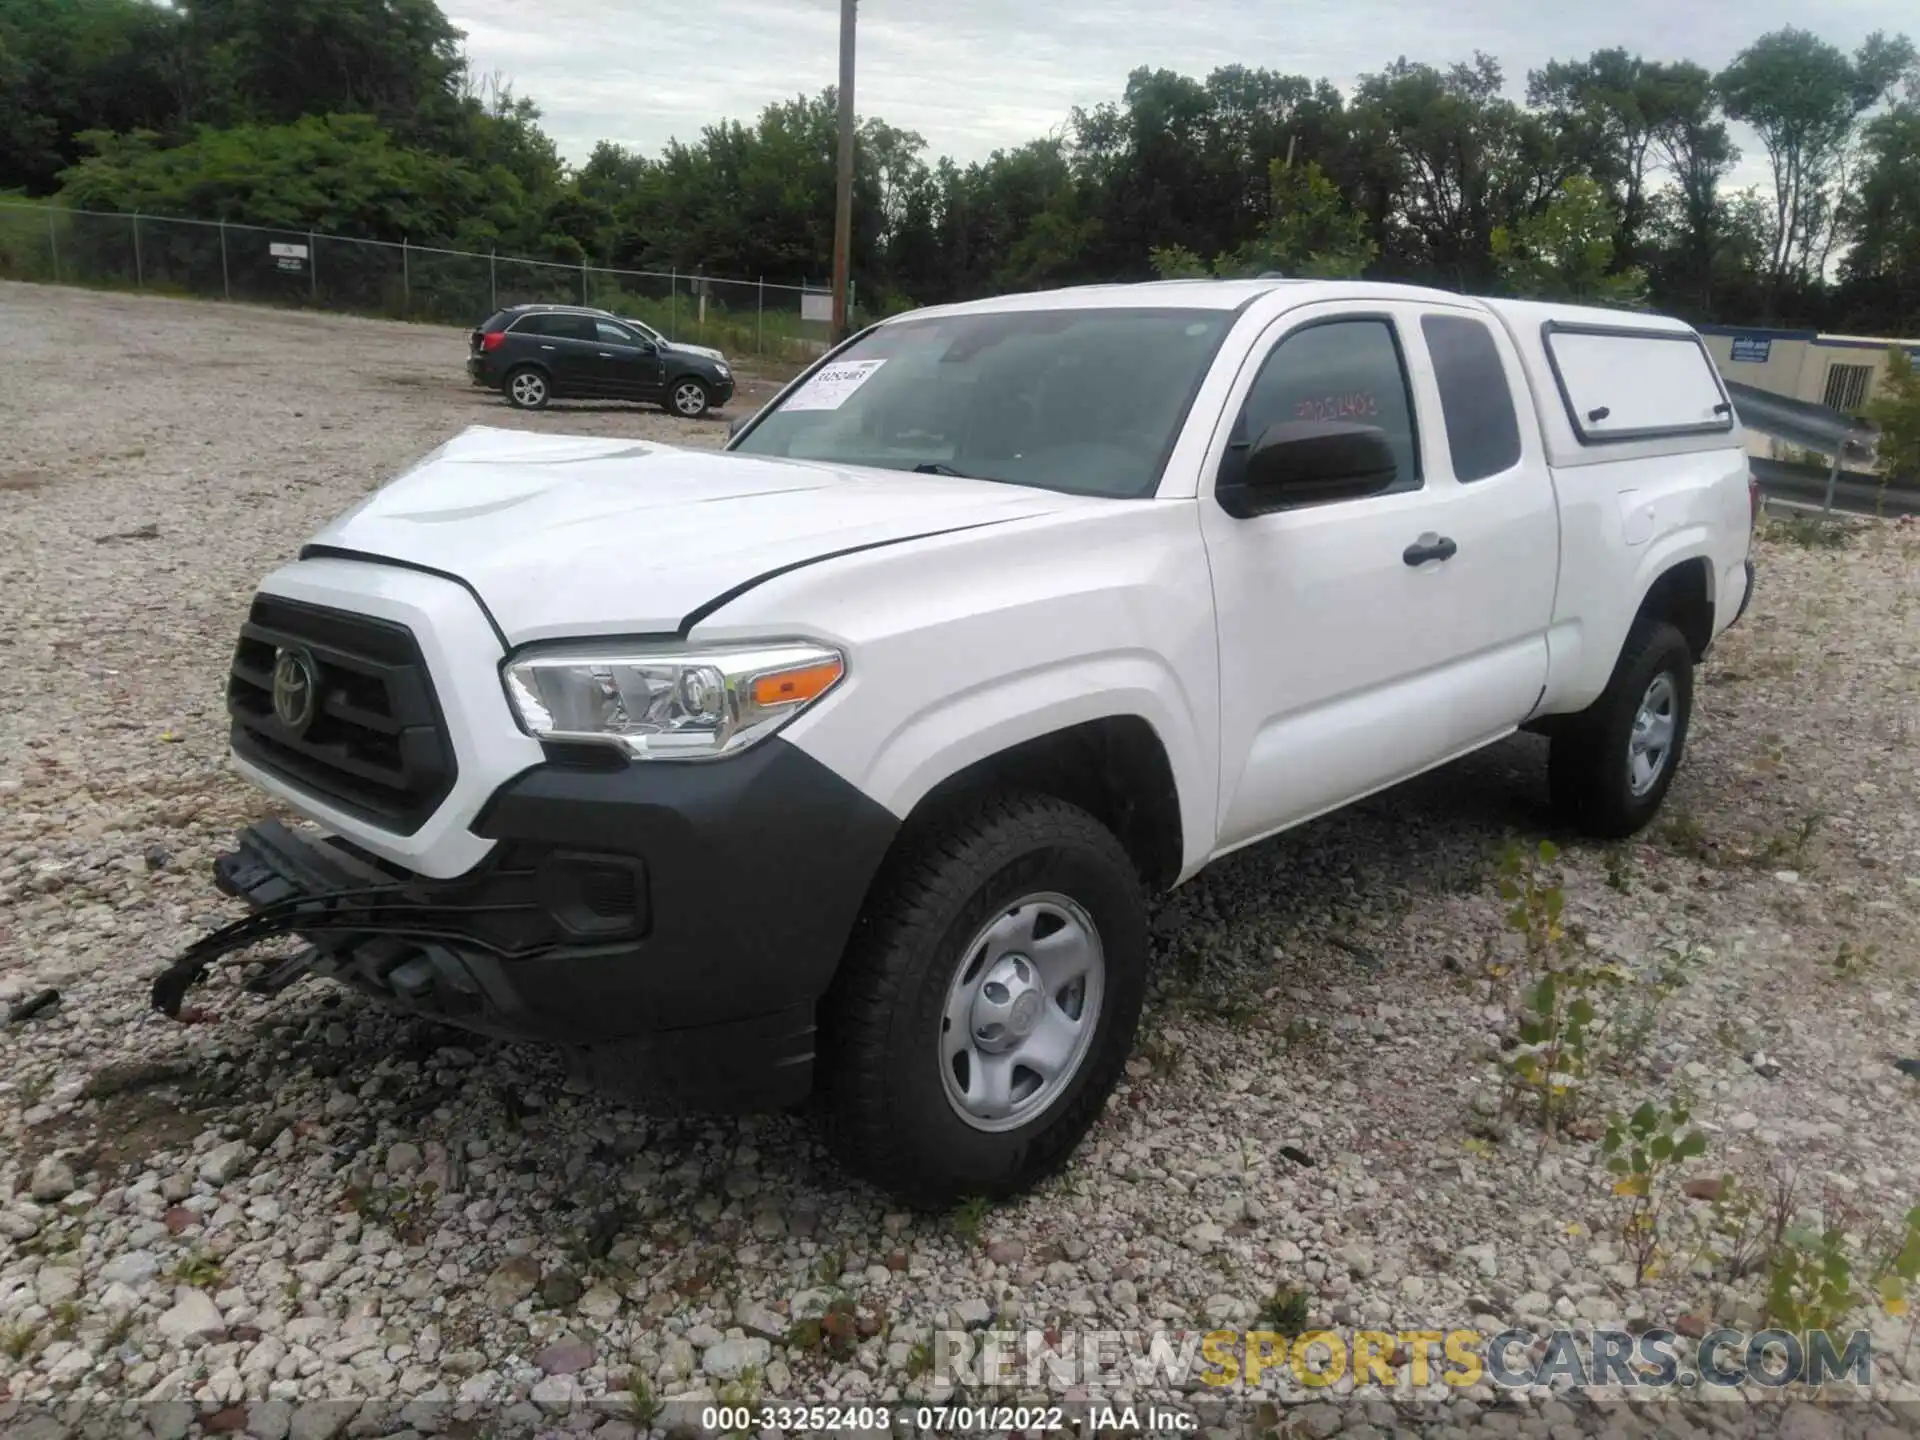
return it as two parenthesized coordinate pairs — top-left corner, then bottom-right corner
(196, 738), (898, 1111)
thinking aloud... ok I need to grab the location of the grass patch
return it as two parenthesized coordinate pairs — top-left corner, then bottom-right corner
(628, 1377), (662, 1428)
(169, 1251), (224, 1288)
(1752, 813), (1824, 871)
(1765, 513), (1854, 550)
(948, 1195), (993, 1246)
(1, 1324), (40, 1362)
(1658, 808), (1715, 864)
(1259, 1284), (1311, 1337)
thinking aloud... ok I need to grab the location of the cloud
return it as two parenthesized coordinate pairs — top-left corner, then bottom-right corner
(446, 0), (1911, 189)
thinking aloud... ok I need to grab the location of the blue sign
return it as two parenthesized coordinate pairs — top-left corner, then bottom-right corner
(1730, 336), (1772, 363)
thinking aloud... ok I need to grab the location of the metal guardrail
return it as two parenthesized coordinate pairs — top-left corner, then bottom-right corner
(1723, 380), (1885, 515)
(1725, 380), (1879, 458)
(1750, 458), (1919, 518)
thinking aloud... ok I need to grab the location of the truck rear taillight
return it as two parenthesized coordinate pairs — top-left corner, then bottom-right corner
(481, 331), (506, 353)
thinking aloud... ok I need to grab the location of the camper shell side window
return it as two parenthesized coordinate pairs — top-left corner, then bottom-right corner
(1540, 321), (1735, 445)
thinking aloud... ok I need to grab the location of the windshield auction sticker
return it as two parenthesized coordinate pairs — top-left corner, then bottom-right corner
(783, 358), (887, 410)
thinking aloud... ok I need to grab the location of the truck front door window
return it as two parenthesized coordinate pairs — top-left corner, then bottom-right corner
(1234, 318), (1421, 497)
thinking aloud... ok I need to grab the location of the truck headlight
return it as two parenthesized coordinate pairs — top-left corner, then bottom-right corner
(503, 643), (844, 760)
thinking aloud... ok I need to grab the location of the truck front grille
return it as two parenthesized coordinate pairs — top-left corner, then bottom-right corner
(227, 596), (456, 834)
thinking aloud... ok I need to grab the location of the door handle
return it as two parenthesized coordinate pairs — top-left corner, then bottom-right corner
(597, 352), (613, 358)
(540, 344), (556, 351)
(1403, 533), (1458, 566)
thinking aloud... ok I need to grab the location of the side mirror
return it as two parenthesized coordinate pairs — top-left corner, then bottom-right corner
(1217, 420), (1399, 518)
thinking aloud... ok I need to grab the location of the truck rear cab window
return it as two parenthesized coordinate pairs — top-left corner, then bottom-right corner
(1422, 314), (1522, 482)
(1542, 323), (1733, 443)
(1233, 317), (1421, 496)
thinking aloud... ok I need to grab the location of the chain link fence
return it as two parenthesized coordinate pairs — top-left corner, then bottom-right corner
(0, 201), (844, 365)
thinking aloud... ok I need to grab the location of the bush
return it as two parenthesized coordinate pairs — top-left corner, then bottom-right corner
(1865, 347), (1920, 488)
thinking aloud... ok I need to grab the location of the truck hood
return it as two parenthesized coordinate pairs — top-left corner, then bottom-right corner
(305, 425), (1072, 643)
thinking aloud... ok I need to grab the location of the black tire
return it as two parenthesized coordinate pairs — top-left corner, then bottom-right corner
(665, 376), (712, 418)
(819, 792), (1148, 1207)
(1548, 619), (1694, 838)
(504, 365), (551, 410)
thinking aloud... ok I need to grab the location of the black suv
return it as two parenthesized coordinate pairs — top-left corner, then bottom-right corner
(467, 304), (735, 417)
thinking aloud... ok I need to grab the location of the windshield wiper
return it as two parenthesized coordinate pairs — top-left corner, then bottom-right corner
(912, 462), (976, 478)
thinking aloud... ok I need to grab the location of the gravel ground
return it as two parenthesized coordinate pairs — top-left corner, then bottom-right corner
(3, 281), (1920, 1440)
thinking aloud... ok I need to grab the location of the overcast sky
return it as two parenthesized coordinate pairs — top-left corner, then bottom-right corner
(447, 0), (1906, 187)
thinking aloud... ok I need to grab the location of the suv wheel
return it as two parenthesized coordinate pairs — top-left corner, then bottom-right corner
(505, 366), (551, 410)
(1548, 619), (1694, 838)
(667, 378), (712, 418)
(820, 792), (1147, 1206)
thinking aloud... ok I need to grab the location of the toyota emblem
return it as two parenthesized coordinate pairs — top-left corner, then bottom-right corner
(271, 647), (319, 734)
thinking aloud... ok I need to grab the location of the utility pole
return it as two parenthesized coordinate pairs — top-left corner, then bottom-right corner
(831, 0), (857, 343)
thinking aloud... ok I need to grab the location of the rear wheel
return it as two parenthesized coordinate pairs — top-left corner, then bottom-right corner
(666, 377), (712, 418)
(819, 792), (1148, 1207)
(505, 366), (551, 410)
(1549, 619), (1694, 838)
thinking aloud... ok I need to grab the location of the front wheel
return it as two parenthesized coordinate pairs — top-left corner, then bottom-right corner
(666, 377), (712, 418)
(819, 792), (1148, 1207)
(1549, 619), (1694, 838)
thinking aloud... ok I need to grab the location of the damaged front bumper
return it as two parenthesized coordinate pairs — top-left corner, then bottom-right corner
(154, 820), (819, 1110)
(153, 731), (901, 1109)
(149, 819), (570, 1027)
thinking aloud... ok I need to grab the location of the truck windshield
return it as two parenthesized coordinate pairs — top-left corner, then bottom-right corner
(730, 307), (1235, 498)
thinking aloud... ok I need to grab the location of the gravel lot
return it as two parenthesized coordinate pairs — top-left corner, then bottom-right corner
(3, 281), (1920, 1439)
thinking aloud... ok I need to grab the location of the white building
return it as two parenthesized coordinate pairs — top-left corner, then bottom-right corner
(1699, 325), (1916, 464)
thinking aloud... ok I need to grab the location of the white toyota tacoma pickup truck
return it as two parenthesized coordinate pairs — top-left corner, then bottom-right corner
(161, 278), (1758, 1204)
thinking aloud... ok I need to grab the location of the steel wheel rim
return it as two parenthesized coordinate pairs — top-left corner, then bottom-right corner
(674, 381), (706, 415)
(1627, 672), (1678, 797)
(512, 373), (545, 406)
(938, 892), (1105, 1133)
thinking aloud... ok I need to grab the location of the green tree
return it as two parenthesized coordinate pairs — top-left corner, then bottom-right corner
(1528, 50), (1742, 297)
(175, 0), (466, 133)
(1865, 348), (1920, 486)
(1842, 103), (1920, 331)
(1528, 49), (1663, 258)
(1644, 63), (1739, 314)
(1350, 53), (1565, 289)
(57, 114), (498, 240)
(5, 2), (1900, 327)
(1717, 27), (1916, 293)
(1148, 244), (1210, 279)
(1215, 160), (1375, 277)
(1070, 65), (1353, 282)
(0, 0), (184, 193)
(1492, 174), (1648, 307)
